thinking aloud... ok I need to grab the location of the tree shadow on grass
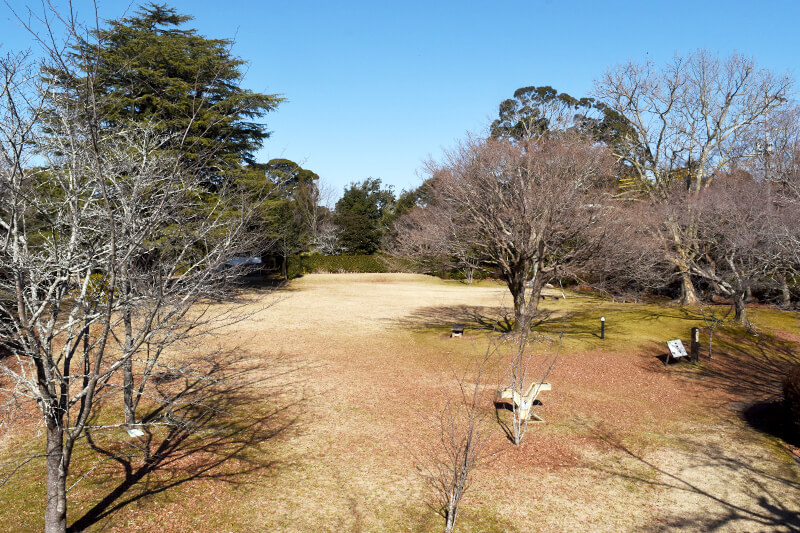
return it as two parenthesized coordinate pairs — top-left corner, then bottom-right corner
(67, 351), (305, 532)
(698, 329), (798, 402)
(638, 326), (800, 447)
(389, 304), (520, 334)
(237, 275), (298, 293)
(743, 401), (800, 449)
(389, 304), (611, 336)
(587, 427), (800, 532)
(392, 299), (710, 341)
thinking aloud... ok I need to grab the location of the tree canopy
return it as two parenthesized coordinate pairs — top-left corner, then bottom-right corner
(70, 3), (283, 176)
(395, 135), (613, 329)
(334, 178), (395, 254)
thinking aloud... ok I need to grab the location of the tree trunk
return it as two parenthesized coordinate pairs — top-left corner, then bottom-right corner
(45, 421), (67, 533)
(281, 255), (288, 280)
(780, 274), (791, 308)
(680, 271), (700, 305)
(508, 274), (539, 332)
(122, 275), (135, 426)
(464, 267), (473, 285)
(444, 503), (457, 533)
(733, 291), (748, 326)
(123, 356), (135, 426)
(708, 329), (714, 360)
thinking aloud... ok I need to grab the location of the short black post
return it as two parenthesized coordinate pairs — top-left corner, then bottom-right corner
(690, 327), (700, 362)
(600, 316), (605, 340)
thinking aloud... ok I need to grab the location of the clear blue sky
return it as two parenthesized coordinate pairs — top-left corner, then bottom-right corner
(2, 0), (799, 200)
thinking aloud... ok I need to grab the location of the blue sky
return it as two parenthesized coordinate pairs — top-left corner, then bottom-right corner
(2, 0), (799, 200)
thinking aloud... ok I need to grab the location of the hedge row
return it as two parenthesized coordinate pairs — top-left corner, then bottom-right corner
(287, 254), (411, 278)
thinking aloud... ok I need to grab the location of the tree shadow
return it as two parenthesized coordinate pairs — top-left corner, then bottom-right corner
(392, 300), (709, 341)
(587, 427), (800, 532)
(638, 327), (799, 448)
(387, 303), (614, 337)
(743, 401), (800, 449)
(67, 351), (305, 532)
(389, 304), (521, 334)
(230, 275), (299, 298)
(698, 329), (798, 402)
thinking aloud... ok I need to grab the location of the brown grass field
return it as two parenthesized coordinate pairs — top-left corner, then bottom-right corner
(2, 273), (800, 531)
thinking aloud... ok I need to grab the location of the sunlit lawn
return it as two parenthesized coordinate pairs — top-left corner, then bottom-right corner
(1, 273), (799, 531)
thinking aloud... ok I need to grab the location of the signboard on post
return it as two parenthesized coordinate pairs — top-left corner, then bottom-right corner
(666, 339), (689, 364)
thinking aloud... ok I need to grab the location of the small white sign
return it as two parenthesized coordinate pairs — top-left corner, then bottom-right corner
(666, 339), (688, 359)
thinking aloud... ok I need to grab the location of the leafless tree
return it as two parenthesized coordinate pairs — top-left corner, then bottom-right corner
(760, 106), (800, 306)
(395, 134), (613, 330)
(581, 200), (675, 300)
(0, 11), (270, 533)
(417, 346), (494, 533)
(304, 178), (335, 251)
(594, 50), (793, 304)
(103, 123), (265, 427)
(698, 303), (733, 360)
(394, 198), (473, 279)
(675, 177), (798, 325)
(313, 216), (341, 255)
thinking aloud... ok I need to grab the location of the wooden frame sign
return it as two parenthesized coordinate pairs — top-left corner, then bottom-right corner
(666, 339), (689, 364)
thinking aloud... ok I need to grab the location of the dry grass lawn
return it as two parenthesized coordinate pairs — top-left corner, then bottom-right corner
(2, 273), (799, 531)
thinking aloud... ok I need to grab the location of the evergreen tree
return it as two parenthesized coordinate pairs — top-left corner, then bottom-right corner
(490, 85), (633, 150)
(68, 3), (282, 179)
(334, 178), (395, 254)
(265, 159), (320, 276)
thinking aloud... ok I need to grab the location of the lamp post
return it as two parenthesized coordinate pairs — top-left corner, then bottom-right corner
(600, 316), (605, 340)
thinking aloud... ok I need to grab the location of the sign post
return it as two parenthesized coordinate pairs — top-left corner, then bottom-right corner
(690, 327), (700, 362)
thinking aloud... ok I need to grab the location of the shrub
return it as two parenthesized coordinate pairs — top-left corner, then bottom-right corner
(287, 254), (412, 278)
(783, 364), (800, 437)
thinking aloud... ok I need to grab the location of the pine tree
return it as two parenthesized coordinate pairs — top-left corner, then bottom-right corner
(71, 3), (282, 179)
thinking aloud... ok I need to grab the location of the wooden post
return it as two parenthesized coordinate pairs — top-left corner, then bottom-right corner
(690, 327), (700, 362)
(600, 316), (605, 340)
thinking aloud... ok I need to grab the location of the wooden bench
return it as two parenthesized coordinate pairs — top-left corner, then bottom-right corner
(495, 382), (551, 422)
(451, 324), (465, 338)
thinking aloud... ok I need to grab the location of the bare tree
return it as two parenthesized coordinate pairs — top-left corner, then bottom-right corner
(307, 179), (340, 255)
(675, 177), (797, 325)
(763, 106), (800, 306)
(594, 50), (793, 304)
(698, 303), (733, 360)
(581, 200), (676, 301)
(418, 347), (494, 533)
(0, 12), (268, 533)
(103, 123), (264, 427)
(396, 134), (612, 330)
(394, 198), (475, 279)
